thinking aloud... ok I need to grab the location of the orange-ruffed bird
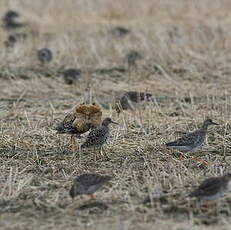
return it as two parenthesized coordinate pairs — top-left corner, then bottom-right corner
(55, 103), (102, 151)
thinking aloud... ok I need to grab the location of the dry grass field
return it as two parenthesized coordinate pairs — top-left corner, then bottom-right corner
(1, 0), (231, 229)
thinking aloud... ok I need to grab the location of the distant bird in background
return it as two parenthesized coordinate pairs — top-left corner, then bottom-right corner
(2, 10), (25, 30)
(111, 26), (130, 38)
(81, 117), (118, 159)
(126, 50), (142, 69)
(4, 33), (27, 48)
(115, 91), (152, 114)
(189, 174), (231, 201)
(62, 68), (81, 85)
(166, 119), (218, 165)
(4, 34), (17, 47)
(55, 103), (102, 151)
(37, 48), (53, 65)
(69, 173), (112, 200)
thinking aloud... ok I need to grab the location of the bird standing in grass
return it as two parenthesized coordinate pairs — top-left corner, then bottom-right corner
(2, 10), (25, 30)
(126, 50), (142, 69)
(166, 119), (218, 165)
(189, 174), (231, 201)
(55, 103), (102, 151)
(111, 26), (130, 38)
(69, 173), (112, 200)
(37, 48), (53, 65)
(81, 117), (118, 159)
(62, 68), (81, 85)
(115, 91), (152, 114)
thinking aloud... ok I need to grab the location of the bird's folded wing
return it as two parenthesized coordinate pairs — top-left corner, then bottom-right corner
(193, 177), (223, 196)
(168, 130), (202, 146)
(87, 127), (107, 140)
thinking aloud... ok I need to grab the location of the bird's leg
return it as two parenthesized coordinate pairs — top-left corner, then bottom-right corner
(175, 152), (185, 160)
(93, 147), (99, 161)
(96, 147), (102, 160)
(94, 147), (97, 162)
(191, 156), (209, 166)
(71, 136), (78, 152)
(70, 136), (73, 146)
(78, 144), (82, 164)
(89, 194), (96, 199)
(101, 146), (109, 160)
(178, 153), (185, 160)
(201, 200), (216, 212)
(70, 136), (74, 151)
(100, 147), (104, 156)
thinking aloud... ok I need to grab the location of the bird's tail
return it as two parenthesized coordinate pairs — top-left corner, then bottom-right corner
(165, 141), (176, 147)
(188, 190), (199, 197)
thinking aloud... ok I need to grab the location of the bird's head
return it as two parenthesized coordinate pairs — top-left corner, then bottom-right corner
(102, 117), (118, 126)
(202, 119), (218, 128)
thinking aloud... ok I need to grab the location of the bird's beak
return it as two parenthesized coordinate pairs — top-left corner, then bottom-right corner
(111, 121), (119, 125)
(212, 122), (219, 125)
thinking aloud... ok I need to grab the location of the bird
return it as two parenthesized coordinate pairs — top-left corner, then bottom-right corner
(166, 119), (218, 165)
(4, 34), (17, 47)
(37, 48), (53, 65)
(69, 173), (112, 200)
(81, 117), (118, 158)
(115, 91), (152, 114)
(4, 33), (27, 48)
(55, 103), (102, 151)
(110, 26), (130, 38)
(2, 10), (25, 30)
(189, 174), (231, 201)
(62, 68), (81, 85)
(126, 51), (142, 68)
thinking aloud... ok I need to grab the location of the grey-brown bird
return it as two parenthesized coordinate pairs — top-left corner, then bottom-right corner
(189, 174), (231, 200)
(111, 26), (130, 38)
(81, 117), (118, 149)
(62, 68), (81, 85)
(126, 51), (142, 68)
(115, 91), (152, 114)
(166, 119), (218, 165)
(69, 173), (112, 199)
(37, 48), (53, 64)
(4, 33), (27, 48)
(2, 10), (25, 30)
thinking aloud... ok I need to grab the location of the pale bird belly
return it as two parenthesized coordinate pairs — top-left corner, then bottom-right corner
(86, 185), (100, 194)
(201, 192), (225, 201)
(173, 141), (204, 152)
(171, 145), (194, 152)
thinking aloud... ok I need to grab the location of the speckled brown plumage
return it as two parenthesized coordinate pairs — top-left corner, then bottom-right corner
(166, 119), (218, 152)
(69, 173), (112, 199)
(166, 119), (218, 165)
(81, 117), (118, 149)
